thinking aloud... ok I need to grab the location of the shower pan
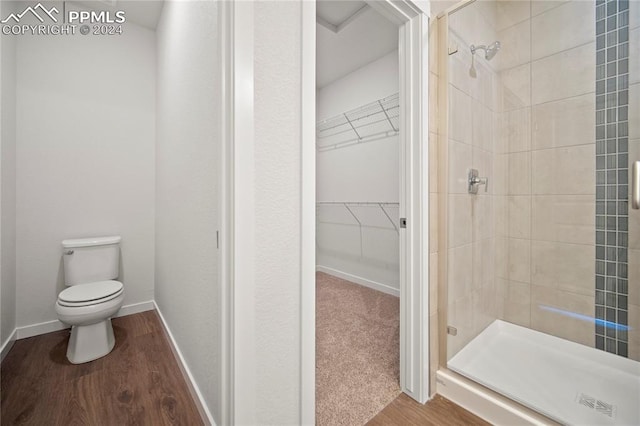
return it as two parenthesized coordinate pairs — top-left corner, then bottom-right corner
(435, 0), (640, 424)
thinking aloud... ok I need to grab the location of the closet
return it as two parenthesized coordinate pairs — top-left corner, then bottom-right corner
(315, 2), (400, 424)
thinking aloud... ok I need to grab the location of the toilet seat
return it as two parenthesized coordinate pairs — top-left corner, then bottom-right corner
(58, 280), (124, 307)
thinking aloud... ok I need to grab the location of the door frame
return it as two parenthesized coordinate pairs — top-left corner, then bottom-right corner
(221, 1), (431, 424)
(301, 1), (431, 423)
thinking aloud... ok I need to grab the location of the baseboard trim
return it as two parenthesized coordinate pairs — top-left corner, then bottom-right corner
(15, 300), (156, 340)
(1, 329), (17, 362)
(154, 301), (215, 426)
(316, 265), (400, 297)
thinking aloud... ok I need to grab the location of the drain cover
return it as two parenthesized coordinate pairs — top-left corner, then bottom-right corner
(576, 393), (616, 419)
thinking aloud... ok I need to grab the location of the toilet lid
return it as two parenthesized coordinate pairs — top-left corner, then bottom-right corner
(58, 280), (123, 304)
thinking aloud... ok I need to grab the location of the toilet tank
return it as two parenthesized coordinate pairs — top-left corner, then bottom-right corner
(62, 236), (121, 286)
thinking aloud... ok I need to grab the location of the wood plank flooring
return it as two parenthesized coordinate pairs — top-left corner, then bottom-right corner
(367, 393), (491, 426)
(1, 310), (203, 425)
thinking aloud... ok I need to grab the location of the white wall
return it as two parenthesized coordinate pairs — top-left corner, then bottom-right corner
(1, 0), (17, 348)
(316, 51), (400, 292)
(253, 2), (302, 423)
(14, 24), (156, 328)
(155, 1), (220, 423)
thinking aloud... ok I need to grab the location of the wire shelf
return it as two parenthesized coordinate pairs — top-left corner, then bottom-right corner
(316, 93), (399, 152)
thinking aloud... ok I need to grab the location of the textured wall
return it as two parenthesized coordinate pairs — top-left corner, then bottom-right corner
(1, 0), (17, 347)
(155, 0), (221, 422)
(14, 22), (156, 329)
(254, 1), (302, 423)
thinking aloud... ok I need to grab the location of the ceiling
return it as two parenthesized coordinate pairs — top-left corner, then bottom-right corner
(316, 0), (398, 88)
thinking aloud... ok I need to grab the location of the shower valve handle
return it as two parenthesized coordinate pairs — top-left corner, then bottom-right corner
(468, 169), (488, 194)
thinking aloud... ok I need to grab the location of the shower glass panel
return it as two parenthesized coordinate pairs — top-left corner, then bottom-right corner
(444, 0), (639, 424)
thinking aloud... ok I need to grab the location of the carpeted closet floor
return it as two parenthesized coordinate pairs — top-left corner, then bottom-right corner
(316, 272), (400, 426)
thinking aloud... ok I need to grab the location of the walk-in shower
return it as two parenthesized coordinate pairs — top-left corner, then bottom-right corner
(436, 0), (639, 424)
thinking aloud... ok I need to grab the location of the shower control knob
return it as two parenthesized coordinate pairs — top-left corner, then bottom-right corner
(468, 169), (488, 194)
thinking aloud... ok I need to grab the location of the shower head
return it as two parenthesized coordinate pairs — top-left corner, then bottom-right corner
(470, 41), (501, 61)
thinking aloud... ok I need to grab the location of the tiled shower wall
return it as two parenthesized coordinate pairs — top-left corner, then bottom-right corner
(446, 1), (502, 359)
(445, 0), (639, 361)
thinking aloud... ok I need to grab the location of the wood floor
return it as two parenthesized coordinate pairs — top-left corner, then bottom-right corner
(1, 310), (203, 425)
(367, 393), (491, 426)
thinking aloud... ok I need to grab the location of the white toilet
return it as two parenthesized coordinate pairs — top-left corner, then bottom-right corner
(55, 236), (125, 364)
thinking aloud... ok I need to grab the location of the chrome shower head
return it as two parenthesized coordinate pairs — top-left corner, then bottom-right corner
(470, 41), (501, 61)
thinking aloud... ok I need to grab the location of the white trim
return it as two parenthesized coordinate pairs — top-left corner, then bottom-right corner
(226, 1), (257, 424)
(15, 300), (155, 340)
(154, 302), (216, 426)
(300, 1), (316, 425)
(1, 328), (17, 361)
(218, 1), (233, 425)
(316, 265), (400, 297)
(436, 369), (559, 426)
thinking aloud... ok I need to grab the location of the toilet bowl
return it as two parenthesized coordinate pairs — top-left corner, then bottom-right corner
(56, 236), (124, 364)
(56, 280), (125, 364)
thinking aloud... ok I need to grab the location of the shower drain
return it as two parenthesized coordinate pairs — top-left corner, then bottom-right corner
(576, 393), (616, 419)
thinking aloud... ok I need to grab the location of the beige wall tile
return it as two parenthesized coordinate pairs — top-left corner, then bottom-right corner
(473, 238), (495, 291)
(448, 139), (472, 194)
(629, 250), (640, 307)
(473, 147), (493, 194)
(504, 280), (531, 327)
(531, 240), (594, 297)
(495, 0), (531, 32)
(472, 100), (494, 152)
(429, 74), (439, 134)
(430, 193), (439, 253)
(631, 27), (639, 85)
(494, 154), (508, 195)
(531, 42), (595, 105)
(508, 152), (531, 195)
(449, 194), (472, 248)
(429, 132), (438, 194)
(447, 293), (474, 359)
(494, 195), (508, 237)
(530, 285), (595, 347)
(532, 195), (595, 245)
(508, 195), (531, 239)
(532, 145), (595, 195)
(496, 19), (531, 70)
(531, 0), (570, 17)
(430, 253), (439, 312)
(448, 244), (473, 302)
(630, 84), (639, 140)
(531, 0), (595, 60)
(472, 194), (493, 241)
(498, 63), (531, 111)
(449, 85), (472, 144)
(495, 237), (509, 279)
(508, 237), (531, 283)
(532, 93), (595, 150)
(629, 304), (640, 362)
(500, 107), (531, 153)
(449, 49), (472, 98)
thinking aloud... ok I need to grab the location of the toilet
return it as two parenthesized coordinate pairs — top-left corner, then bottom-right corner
(55, 236), (125, 364)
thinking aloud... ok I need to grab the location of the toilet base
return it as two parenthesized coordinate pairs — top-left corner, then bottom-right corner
(67, 319), (115, 364)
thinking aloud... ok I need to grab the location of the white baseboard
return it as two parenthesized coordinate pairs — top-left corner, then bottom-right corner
(1, 329), (17, 362)
(15, 300), (155, 340)
(154, 301), (215, 426)
(316, 265), (400, 297)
